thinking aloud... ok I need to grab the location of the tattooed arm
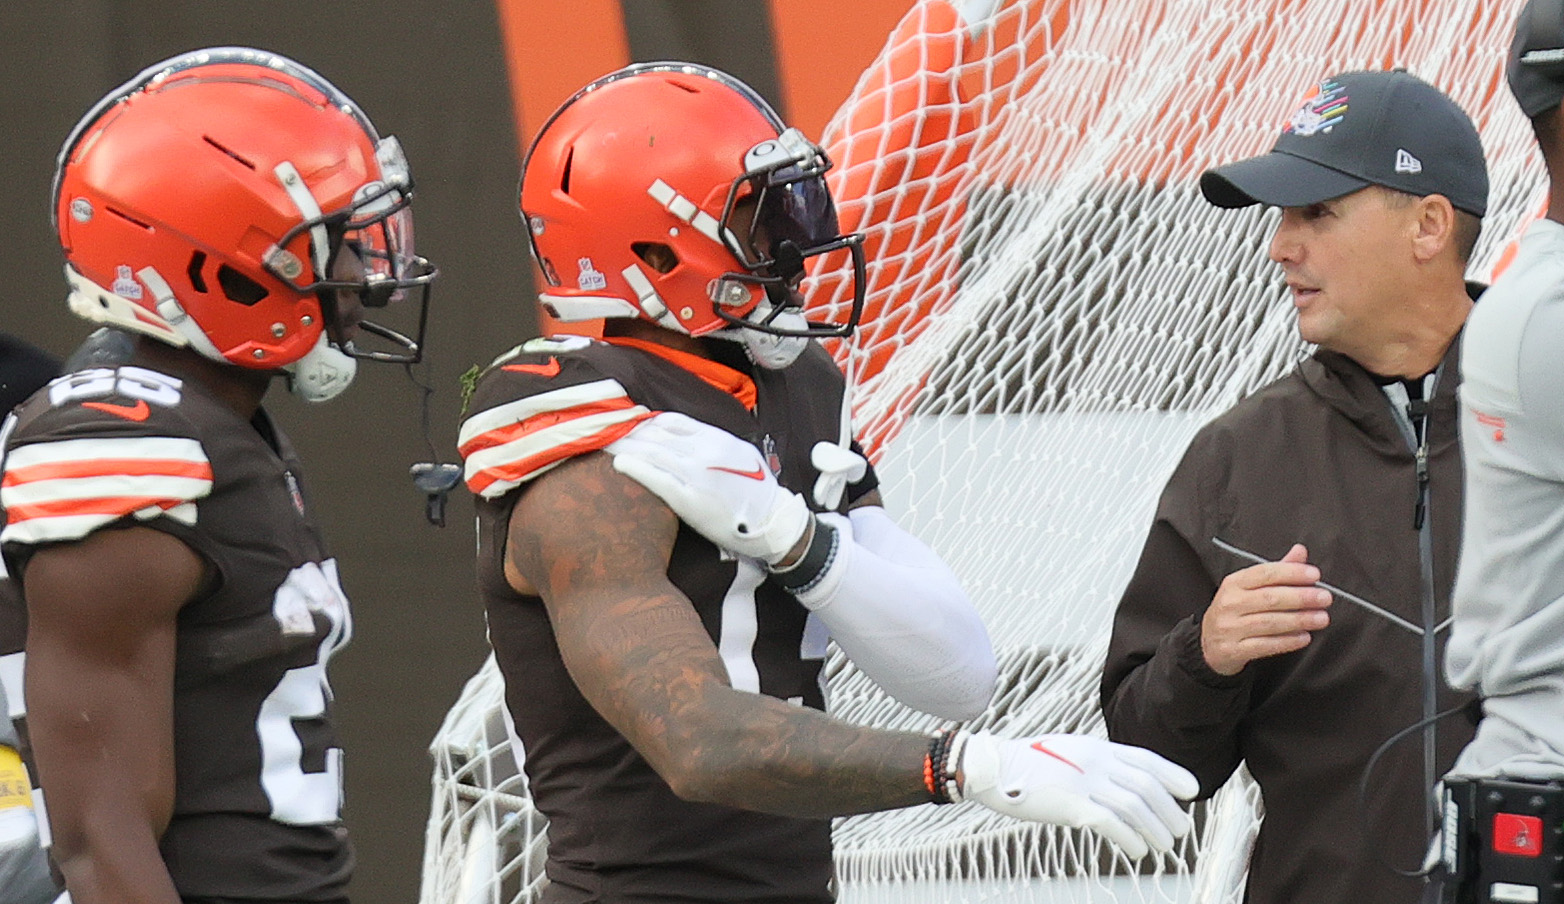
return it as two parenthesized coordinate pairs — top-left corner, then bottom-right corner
(503, 451), (932, 818)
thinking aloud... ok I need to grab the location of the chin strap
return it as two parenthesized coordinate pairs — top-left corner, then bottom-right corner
(286, 333), (357, 402)
(722, 301), (809, 370)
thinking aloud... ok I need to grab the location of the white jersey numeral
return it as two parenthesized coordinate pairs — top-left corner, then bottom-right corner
(48, 365), (183, 407)
(257, 560), (353, 825)
(718, 559), (765, 693)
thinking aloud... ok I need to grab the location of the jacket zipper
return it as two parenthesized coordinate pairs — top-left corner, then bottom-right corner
(1386, 374), (1439, 839)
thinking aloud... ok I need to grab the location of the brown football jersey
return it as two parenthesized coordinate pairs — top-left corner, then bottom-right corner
(0, 362), (352, 901)
(459, 335), (877, 903)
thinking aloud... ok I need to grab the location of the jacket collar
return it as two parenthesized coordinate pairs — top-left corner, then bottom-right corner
(1297, 281), (1482, 449)
(1300, 328), (1466, 454)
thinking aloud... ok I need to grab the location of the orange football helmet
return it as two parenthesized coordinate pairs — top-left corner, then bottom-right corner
(519, 62), (865, 342)
(53, 47), (436, 398)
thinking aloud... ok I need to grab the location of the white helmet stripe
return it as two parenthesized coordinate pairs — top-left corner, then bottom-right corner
(647, 179), (724, 246)
(142, 267), (226, 363)
(691, 210), (724, 245)
(647, 178), (676, 207)
(620, 263), (684, 333)
(274, 161), (331, 279)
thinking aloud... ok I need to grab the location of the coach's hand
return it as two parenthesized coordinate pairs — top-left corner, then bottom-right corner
(958, 732), (1198, 859)
(608, 412), (811, 564)
(1201, 544), (1332, 676)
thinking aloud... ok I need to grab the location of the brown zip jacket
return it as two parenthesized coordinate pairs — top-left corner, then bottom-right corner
(1101, 341), (1477, 904)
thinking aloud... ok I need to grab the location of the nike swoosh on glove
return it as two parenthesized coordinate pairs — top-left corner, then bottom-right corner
(607, 412), (812, 564)
(957, 732), (1199, 859)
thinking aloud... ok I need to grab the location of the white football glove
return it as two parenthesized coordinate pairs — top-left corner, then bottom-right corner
(957, 732), (1199, 859)
(608, 412), (812, 564)
(810, 440), (868, 509)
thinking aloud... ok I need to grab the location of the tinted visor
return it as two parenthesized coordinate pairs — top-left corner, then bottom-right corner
(711, 128), (865, 338)
(755, 170), (841, 271)
(723, 128), (843, 280)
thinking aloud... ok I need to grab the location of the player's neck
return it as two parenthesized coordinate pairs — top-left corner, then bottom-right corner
(131, 338), (274, 418)
(602, 317), (711, 360)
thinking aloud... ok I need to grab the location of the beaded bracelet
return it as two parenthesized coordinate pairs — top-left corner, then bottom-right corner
(924, 729), (964, 805)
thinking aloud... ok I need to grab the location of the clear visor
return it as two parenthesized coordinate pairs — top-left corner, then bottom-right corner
(270, 137), (433, 308)
(341, 137), (420, 300)
(267, 136), (437, 364)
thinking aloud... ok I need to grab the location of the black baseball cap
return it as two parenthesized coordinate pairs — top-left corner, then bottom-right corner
(1510, 0), (1564, 118)
(1200, 70), (1488, 217)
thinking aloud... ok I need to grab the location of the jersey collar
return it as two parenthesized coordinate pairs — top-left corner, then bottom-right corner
(600, 336), (758, 410)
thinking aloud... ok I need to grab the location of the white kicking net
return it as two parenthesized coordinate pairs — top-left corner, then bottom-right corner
(419, 1), (1542, 901)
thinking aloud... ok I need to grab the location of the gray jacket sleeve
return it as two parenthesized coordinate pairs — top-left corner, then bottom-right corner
(1446, 234), (1564, 780)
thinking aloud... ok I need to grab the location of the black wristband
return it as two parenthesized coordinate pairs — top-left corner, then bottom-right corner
(769, 516), (839, 594)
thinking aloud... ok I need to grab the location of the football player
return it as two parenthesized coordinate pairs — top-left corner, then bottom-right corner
(0, 47), (435, 904)
(457, 61), (1198, 902)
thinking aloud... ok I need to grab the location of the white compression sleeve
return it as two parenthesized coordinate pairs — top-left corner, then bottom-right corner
(794, 506), (997, 720)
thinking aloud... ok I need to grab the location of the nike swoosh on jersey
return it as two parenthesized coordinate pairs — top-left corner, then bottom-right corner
(709, 465), (768, 481)
(459, 378), (652, 499)
(2, 436), (213, 543)
(81, 399), (152, 422)
(501, 357), (561, 377)
(1029, 741), (1085, 773)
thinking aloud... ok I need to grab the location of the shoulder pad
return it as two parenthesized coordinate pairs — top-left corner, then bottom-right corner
(2, 365), (212, 545)
(458, 351), (650, 500)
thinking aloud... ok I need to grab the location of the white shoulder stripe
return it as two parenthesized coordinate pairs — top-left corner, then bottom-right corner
(2, 472), (214, 507)
(2, 435), (211, 545)
(464, 406), (649, 498)
(470, 461), (562, 501)
(459, 378), (629, 447)
(6, 435), (207, 469)
(6, 513), (135, 545)
(0, 500), (201, 546)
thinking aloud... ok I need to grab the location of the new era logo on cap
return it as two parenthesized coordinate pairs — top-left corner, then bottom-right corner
(1395, 149), (1423, 174)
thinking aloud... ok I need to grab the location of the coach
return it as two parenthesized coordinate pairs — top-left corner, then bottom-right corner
(1100, 69), (1485, 903)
